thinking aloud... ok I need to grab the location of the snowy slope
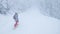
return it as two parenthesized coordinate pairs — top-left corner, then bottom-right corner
(0, 6), (60, 34)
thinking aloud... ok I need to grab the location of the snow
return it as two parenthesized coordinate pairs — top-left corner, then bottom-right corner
(0, 6), (60, 34)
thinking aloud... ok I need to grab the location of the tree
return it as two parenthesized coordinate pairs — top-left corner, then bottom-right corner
(39, 0), (60, 19)
(0, 0), (10, 15)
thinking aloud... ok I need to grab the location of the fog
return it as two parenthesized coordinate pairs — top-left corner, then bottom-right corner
(0, 0), (60, 34)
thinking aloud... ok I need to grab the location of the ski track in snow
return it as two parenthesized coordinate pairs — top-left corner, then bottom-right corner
(0, 6), (60, 34)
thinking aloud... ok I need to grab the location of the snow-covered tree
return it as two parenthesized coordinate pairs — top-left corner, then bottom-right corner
(0, 0), (32, 15)
(0, 0), (10, 15)
(39, 0), (60, 19)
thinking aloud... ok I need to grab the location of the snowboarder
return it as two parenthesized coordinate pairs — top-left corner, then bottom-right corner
(13, 12), (19, 29)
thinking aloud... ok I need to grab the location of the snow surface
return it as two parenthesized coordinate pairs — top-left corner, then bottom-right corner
(0, 6), (60, 34)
